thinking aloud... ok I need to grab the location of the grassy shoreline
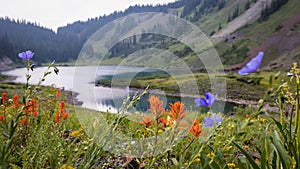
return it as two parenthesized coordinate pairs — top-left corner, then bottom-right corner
(96, 71), (286, 103)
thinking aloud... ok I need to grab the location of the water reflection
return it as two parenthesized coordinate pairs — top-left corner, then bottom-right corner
(3, 66), (238, 114)
(96, 92), (238, 114)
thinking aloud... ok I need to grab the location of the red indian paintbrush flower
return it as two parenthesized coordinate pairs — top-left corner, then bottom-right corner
(1, 92), (7, 105)
(24, 99), (37, 116)
(55, 113), (60, 123)
(60, 101), (65, 114)
(62, 112), (68, 119)
(159, 117), (168, 127)
(20, 117), (27, 125)
(13, 95), (19, 108)
(56, 88), (61, 98)
(169, 101), (188, 123)
(190, 120), (205, 138)
(149, 95), (165, 118)
(139, 116), (154, 127)
(0, 115), (5, 122)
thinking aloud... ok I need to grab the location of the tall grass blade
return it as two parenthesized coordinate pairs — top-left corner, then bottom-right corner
(232, 141), (260, 169)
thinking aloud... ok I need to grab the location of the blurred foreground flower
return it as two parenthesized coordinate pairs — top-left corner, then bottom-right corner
(0, 115), (4, 122)
(195, 92), (217, 107)
(139, 116), (154, 127)
(203, 114), (222, 128)
(149, 95), (165, 118)
(238, 51), (264, 75)
(18, 50), (34, 60)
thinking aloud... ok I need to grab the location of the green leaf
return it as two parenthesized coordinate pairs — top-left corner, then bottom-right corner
(271, 150), (277, 169)
(269, 75), (273, 86)
(10, 163), (21, 169)
(271, 131), (291, 169)
(256, 146), (267, 169)
(270, 117), (288, 144)
(210, 160), (221, 169)
(232, 141), (260, 169)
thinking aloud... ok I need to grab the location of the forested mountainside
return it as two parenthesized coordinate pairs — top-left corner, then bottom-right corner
(0, 0), (299, 71)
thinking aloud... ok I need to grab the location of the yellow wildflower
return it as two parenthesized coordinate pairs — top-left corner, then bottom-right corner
(225, 146), (232, 151)
(158, 129), (164, 134)
(227, 163), (236, 168)
(194, 158), (201, 163)
(227, 124), (234, 131)
(207, 152), (215, 158)
(69, 129), (84, 137)
(60, 164), (74, 169)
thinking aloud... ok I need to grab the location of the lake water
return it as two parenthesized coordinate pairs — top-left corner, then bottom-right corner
(2, 66), (237, 114)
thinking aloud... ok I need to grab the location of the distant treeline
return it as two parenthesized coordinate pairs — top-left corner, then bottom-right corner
(0, 1), (187, 64)
(0, 0), (286, 65)
(0, 0), (230, 64)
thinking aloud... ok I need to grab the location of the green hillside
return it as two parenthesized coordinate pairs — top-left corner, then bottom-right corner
(213, 0), (300, 70)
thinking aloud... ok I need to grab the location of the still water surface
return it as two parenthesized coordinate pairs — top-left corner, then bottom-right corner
(3, 66), (236, 114)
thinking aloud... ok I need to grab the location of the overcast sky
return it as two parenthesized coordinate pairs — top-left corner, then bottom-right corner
(0, 0), (176, 31)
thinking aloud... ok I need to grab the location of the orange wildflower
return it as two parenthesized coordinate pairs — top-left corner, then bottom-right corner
(13, 95), (19, 108)
(56, 88), (61, 97)
(149, 95), (165, 118)
(245, 113), (250, 118)
(1, 92), (7, 105)
(20, 117), (27, 125)
(169, 101), (188, 123)
(55, 113), (60, 123)
(60, 101), (65, 114)
(62, 112), (68, 119)
(31, 99), (36, 112)
(139, 116), (154, 127)
(23, 99), (37, 116)
(189, 120), (205, 138)
(0, 115), (5, 122)
(159, 117), (168, 127)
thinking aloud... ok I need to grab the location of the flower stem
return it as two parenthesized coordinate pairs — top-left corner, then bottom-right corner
(178, 138), (195, 155)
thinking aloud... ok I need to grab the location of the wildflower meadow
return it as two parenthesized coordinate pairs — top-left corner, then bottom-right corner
(0, 50), (300, 169)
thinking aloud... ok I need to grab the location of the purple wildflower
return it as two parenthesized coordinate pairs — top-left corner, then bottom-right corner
(238, 51), (264, 75)
(195, 92), (217, 107)
(18, 50), (34, 60)
(203, 114), (222, 128)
